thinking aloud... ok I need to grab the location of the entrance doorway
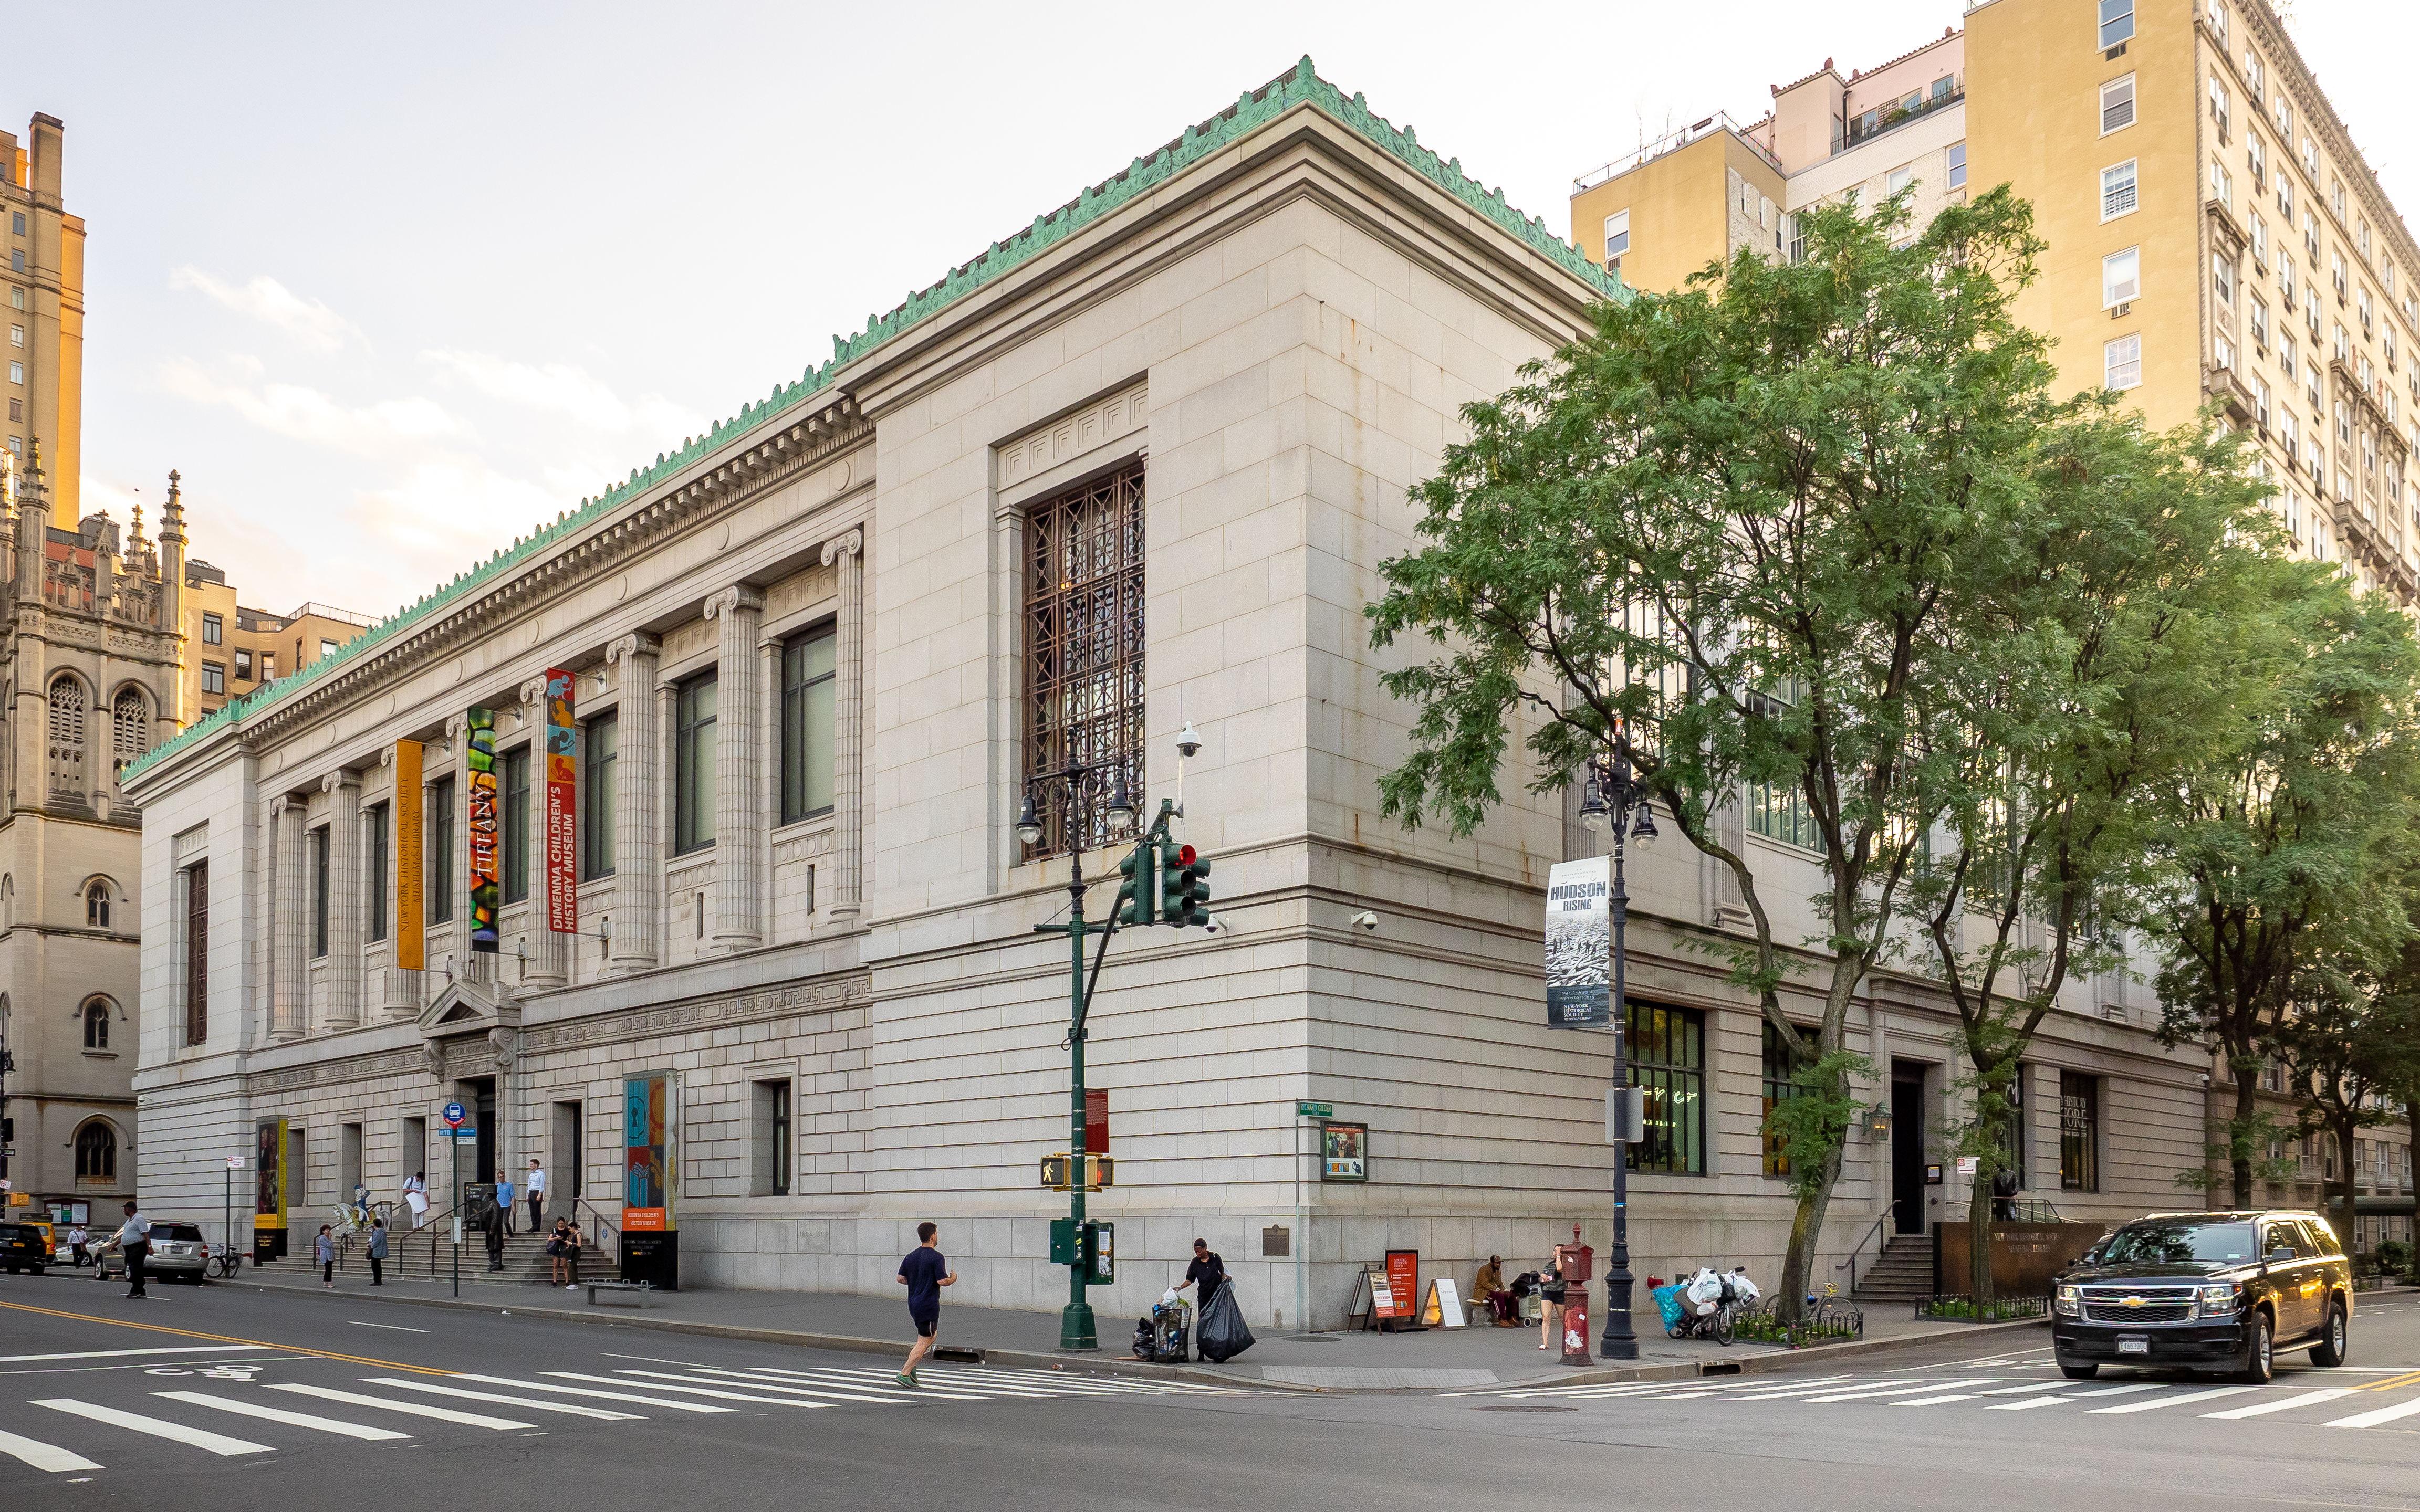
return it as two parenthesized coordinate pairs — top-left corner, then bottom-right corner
(550, 1101), (583, 1217)
(454, 1076), (496, 1209)
(1891, 1064), (1928, 1236)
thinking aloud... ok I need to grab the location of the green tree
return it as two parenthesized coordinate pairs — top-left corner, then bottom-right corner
(2271, 900), (2420, 1245)
(1364, 187), (2051, 1321)
(2151, 589), (2420, 1206)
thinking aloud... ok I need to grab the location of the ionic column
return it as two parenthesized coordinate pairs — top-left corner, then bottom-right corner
(270, 795), (306, 1040)
(707, 584), (766, 952)
(822, 529), (865, 921)
(322, 770), (363, 1026)
(518, 675), (568, 988)
(605, 633), (662, 973)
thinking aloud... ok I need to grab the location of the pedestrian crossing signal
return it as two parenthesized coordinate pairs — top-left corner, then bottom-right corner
(1114, 848), (1151, 927)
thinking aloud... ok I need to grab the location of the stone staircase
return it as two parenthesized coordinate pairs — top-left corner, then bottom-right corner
(1850, 1234), (1934, 1304)
(249, 1221), (595, 1288)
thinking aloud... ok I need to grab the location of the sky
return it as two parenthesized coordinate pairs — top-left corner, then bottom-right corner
(12, 1), (2418, 618)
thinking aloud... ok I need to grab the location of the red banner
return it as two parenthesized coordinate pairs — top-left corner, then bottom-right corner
(544, 667), (578, 933)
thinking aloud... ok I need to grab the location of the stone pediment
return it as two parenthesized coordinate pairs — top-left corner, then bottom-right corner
(416, 972), (519, 1038)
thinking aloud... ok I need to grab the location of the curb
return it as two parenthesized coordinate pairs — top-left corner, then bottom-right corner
(1524, 1314), (2051, 1391)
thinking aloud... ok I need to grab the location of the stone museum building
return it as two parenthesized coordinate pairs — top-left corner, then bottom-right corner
(126, 61), (2211, 1326)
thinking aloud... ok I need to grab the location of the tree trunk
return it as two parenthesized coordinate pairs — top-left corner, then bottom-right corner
(1968, 1166), (1994, 1312)
(2230, 1057), (2260, 1208)
(2327, 1122), (2357, 1250)
(1776, 1141), (1845, 1325)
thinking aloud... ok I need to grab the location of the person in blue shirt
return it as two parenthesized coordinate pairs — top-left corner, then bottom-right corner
(495, 1170), (517, 1235)
(893, 1221), (957, 1388)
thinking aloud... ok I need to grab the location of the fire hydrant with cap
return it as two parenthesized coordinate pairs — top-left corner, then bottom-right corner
(1553, 1226), (1595, 1366)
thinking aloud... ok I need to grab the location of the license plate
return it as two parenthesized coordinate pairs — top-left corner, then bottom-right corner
(2116, 1338), (2150, 1355)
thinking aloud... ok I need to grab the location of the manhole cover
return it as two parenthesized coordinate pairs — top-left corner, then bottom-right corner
(1473, 1404), (1578, 1413)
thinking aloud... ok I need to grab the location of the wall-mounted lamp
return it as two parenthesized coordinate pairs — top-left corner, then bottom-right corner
(1864, 1106), (1891, 1138)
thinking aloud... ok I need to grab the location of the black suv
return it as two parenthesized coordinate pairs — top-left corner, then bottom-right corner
(0, 1221), (48, 1274)
(2052, 1211), (2352, 1384)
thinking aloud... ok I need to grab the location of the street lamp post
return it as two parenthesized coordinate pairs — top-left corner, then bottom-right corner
(1579, 748), (1657, 1362)
(1017, 762), (1135, 1352)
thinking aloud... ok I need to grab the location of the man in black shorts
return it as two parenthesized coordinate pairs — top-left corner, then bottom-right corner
(894, 1221), (956, 1387)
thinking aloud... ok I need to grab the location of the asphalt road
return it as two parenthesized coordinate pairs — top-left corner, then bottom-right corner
(1, 1270), (2414, 1510)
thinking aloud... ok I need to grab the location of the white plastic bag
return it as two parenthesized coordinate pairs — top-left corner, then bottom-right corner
(1161, 1287), (1183, 1307)
(1729, 1269), (1761, 1304)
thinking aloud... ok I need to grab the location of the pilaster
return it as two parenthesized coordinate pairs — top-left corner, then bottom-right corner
(822, 528), (865, 921)
(604, 633), (662, 972)
(270, 795), (306, 1040)
(322, 770), (363, 1026)
(708, 584), (766, 951)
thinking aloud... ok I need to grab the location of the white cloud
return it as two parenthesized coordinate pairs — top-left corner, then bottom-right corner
(158, 358), (461, 454)
(421, 348), (705, 437)
(168, 267), (364, 352)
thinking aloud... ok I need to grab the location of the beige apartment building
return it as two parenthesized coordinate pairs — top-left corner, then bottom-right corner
(180, 561), (373, 723)
(3, 113), (83, 524)
(124, 60), (2216, 1327)
(1570, 0), (2414, 1247)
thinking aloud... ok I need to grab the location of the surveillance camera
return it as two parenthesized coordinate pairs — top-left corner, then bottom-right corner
(1177, 722), (1202, 760)
(1203, 914), (1226, 934)
(1351, 910), (1379, 932)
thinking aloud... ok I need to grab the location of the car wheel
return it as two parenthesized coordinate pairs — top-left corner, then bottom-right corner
(2060, 1362), (2100, 1380)
(2308, 1300), (2348, 1367)
(2239, 1311), (2275, 1385)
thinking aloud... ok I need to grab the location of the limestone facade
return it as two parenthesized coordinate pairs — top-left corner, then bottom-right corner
(127, 62), (2212, 1327)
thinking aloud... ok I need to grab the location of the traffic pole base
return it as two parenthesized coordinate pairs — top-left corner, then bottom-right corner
(1059, 1301), (1099, 1351)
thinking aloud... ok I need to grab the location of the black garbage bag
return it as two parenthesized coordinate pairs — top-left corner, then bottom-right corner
(1196, 1279), (1255, 1363)
(1132, 1316), (1157, 1361)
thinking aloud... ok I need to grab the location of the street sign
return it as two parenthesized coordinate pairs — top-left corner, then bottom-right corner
(446, 1127), (479, 1139)
(1296, 1101), (1332, 1118)
(442, 1101), (467, 1129)
(226, 1155), (247, 1169)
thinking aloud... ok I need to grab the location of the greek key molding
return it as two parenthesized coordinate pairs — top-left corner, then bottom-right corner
(249, 1046), (429, 1094)
(519, 975), (869, 1055)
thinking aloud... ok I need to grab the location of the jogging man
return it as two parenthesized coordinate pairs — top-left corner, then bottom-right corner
(893, 1221), (957, 1388)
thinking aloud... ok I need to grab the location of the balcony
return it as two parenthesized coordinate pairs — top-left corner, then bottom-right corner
(1841, 86), (1964, 155)
(2205, 363), (2257, 426)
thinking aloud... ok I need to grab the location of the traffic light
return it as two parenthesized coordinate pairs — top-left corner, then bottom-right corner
(1157, 841), (1188, 925)
(1176, 848), (1213, 927)
(1114, 846), (1151, 926)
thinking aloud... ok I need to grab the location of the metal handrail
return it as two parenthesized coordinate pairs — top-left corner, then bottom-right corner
(1836, 1211), (1893, 1293)
(1573, 110), (1783, 194)
(576, 1196), (620, 1276)
(418, 1203), (456, 1275)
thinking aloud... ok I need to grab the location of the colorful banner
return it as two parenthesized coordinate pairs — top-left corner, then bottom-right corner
(466, 707), (499, 952)
(253, 1118), (288, 1262)
(623, 1071), (677, 1232)
(1545, 855), (1611, 1026)
(394, 741), (424, 970)
(543, 668), (577, 933)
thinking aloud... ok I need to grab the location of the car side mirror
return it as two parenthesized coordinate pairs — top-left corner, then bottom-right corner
(2267, 1248), (2293, 1264)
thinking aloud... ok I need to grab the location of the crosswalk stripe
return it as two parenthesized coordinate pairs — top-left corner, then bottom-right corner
(359, 1377), (644, 1421)
(1892, 1394), (1979, 1406)
(267, 1383), (536, 1429)
(34, 1399), (274, 1456)
(724, 1366), (1005, 1400)
(0, 1427), (103, 1473)
(1972, 1382), (2065, 1395)
(446, 1373), (734, 1413)
(1726, 1379), (1871, 1401)
(2324, 1394), (2420, 1430)
(1808, 1380), (1993, 1404)
(2067, 1384), (2164, 1401)
(1984, 1395), (2080, 1411)
(684, 1368), (924, 1404)
(152, 1390), (411, 1441)
(545, 1371), (828, 1408)
(2088, 1387), (2258, 1414)
(2201, 1389), (2358, 1420)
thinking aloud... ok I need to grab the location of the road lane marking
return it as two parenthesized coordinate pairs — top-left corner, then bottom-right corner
(2324, 1395), (2420, 1430)
(2202, 1389), (2358, 1420)
(359, 1377), (643, 1421)
(543, 1371), (831, 1408)
(0, 1299), (450, 1375)
(445, 1372), (734, 1412)
(153, 1390), (411, 1441)
(347, 1322), (429, 1334)
(683, 1368), (924, 1404)
(1806, 1380), (1993, 1404)
(1975, 1382), (2073, 1395)
(0, 1346), (271, 1363)
(1892, 1395), (1980, 1406)
(2068, 1385), (2164, 1400)
(0, 1427), (102, 1473)
(34, 1399), (274, 1456)
(2088, 1387), (2258, 1414)
(1984, 1395), (2080, 1411)
(267, 1383), (535, 1429)
(2356, 1369), (2420, 1392)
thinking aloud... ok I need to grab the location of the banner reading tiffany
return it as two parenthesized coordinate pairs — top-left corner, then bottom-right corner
(1545, 855), (1611, 1027)
(543, 668), (577, 933)
(466, 707), (501, 952)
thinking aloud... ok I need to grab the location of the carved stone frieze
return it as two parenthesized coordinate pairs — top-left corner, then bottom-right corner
(518, 974), (869, 1056)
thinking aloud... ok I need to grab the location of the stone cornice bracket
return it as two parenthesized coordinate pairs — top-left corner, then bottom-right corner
(419, 1039), (445, 1079)
(443, 711), (467, 748)
(704, 583), (767, 619)
(379, 743), (399, 770)
(518, 675), (550, 709)
(820, 528), (864, 568)
(487, 1024), (518, 1072)
(604, 631), (661, 668)
(321, 769), (361, 795)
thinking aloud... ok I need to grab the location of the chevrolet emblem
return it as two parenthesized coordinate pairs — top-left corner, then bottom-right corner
(2122, 1296), (2145, 1308)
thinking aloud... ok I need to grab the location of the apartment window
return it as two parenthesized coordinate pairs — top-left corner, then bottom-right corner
(581, 712), (616, 879)
(232, 648), (252, 682)
(6, 323), (17, 347)
(182, 859), (208, 1045)
(320, 638), (338, 660)
(429, 776), (455, 923)
(674, 672), (717, 854)
(2207, 0), (2227, 44)
(2213, 252), (2234, 306)
(365, 803), (388, 944)
(201, 662), (224, 695)
(779, 625), (838, 824)
(2278, 174), (2293, 222)
(261, 653), (275, 680)
(2332, 177), (2346, 222)
(201, 613), (222, 645)
(1946, 142), (1967, 191)
(2208, 77), (2228, 138)
(2101, 160), (2137, 220)
(2305, 211), (2320, 262)
(2105, 333), (2143, 390)
(502, 745), (530, 904)
(1761, 1020), (1809, 1178)
(2242, 48), (2260, 97)
(1023, 464), (1146, 858)
(310, 825), (329, 958)
(2247, 132), (2264, 188)
(2208, 156), (2231, 209)
(2103, 246), (2141, 307)
(1603, 208), (1630, 263)
(1886, 165), (1913, 196)
(2254, 375), (2271, 426)
(2276, 90), (2292, 138)
(2332, 251), (2348, 298)
(2335, 322), (2351, 364)
(6, 212), (17, 235)
(2251, 213), (2267, 265)
(1626, 1000), (1705, 1175)
(752, 1079), (793, 1197)
(82, 999), (108, 1051)
(2303, 137), (2319, 179)
(2059, 1070), (2100, 1192)
(2213, 333), (2234, 371)
(1748, 774), (1822, 850)
(2251, 299), (2269, 349)
(2098, 0), (2133, 49)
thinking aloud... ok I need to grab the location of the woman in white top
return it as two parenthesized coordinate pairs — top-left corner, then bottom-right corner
(402, 1171), (429, 1228)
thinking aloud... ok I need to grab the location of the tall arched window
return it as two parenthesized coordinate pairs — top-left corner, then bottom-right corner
(75, 1121), (117, 1181)
(1, 874), (13, 932)
(86, 880), (109, 928)
(112, 689), (150, 780)
(82, 997), (109, 1050)
(47, 675), (87, 804)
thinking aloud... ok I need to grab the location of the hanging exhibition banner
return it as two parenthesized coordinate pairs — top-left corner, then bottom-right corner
(253, 1117), (288, 1262)
(623, 1070), (681, 1290)
(543, 667), (578, 933)
(466, 707), (500, 952)
(394, 740), (424, 970)
(1545, 855), (1611, 1027)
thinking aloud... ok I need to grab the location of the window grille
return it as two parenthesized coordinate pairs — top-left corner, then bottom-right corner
(1022, 464), (1145, 857)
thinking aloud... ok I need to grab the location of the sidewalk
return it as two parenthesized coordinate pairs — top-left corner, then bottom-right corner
(222, 1264), (2046, 1392)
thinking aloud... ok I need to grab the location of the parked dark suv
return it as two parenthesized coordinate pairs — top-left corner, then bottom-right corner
(2052, 1211), (2351, 1385)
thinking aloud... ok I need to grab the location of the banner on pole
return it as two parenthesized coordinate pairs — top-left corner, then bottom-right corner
(1545, 855), (1611, 1026)
(393, 740), (424, 970)
(466, 707), (499, 952)
(543, 667), (578, 933)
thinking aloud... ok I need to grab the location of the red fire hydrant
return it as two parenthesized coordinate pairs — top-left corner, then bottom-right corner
(1555, 1226), (1595, 1367)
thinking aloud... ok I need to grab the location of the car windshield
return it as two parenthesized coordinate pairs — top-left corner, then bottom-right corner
(2095, 1220), (2257, 1266)
(149, 1224), (205, 1242)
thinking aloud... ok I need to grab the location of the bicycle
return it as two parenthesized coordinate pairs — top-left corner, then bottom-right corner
(210, 1246), (244, 1279)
